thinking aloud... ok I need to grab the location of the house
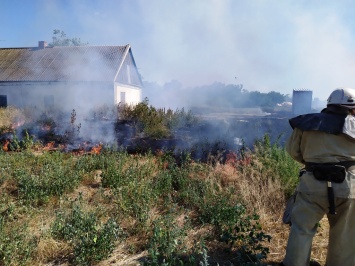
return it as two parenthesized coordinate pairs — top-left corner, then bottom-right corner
(0, 41), (143, 112)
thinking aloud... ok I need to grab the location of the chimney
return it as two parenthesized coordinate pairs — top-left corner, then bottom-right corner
(38, 41), (47, 49)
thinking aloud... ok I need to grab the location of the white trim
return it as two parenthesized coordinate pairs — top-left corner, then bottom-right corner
(115, 82), (141, 90)
(113, 44), (130, 82)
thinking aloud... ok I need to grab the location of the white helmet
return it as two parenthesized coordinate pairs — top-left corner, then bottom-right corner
(327, 87), (355, 108)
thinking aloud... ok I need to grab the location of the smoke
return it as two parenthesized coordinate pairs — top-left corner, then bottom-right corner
(3, 0), (355, 151)
(3, 1), (355, 103)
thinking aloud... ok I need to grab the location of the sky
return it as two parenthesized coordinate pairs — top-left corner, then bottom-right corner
(2, 0), (355, 101)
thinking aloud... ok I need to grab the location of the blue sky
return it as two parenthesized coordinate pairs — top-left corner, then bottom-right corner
(2, 0), (355, 101)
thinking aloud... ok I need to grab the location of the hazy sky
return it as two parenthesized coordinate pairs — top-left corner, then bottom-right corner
(2, 0), (355, 101)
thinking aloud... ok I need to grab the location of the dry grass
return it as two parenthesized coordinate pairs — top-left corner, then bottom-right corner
(0, 106), (25, 129)
(96, 243), (146, 266)
(94, 162), (330, 266)
(36, 238), (72, 264)
(214, 163), (286, 216)
(213, 163), (330, 265)
(0, 149), (330, 265)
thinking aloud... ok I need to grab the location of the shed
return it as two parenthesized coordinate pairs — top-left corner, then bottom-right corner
(0, 41), (143, 112)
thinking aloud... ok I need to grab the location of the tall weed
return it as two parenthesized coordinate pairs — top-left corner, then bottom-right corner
(51, 199), (123, 265)
(0, 106), (25, 133)
(199, 194), (271, 265)
(117, 98), (199, 139)
(14, 152), (82, 206)
(253, 134), (300, 196)
(0, 219), (37, 266)
(145, 210), (191, 266)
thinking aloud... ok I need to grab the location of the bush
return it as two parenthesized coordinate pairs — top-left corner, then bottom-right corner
(15, 152), (82, 206)
(0, 106), (25, 133)
(8, 130), (35, 151)
(146, 221), (211, 266)
(0, 218), (37, 266)
(200, 194), (271, 265)
(117, 98), (199, 139)
(51, 200), (123, 265)
(253, 134), (300, 197)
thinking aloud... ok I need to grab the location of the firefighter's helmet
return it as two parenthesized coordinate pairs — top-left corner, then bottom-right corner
(327, 87), (355, 108)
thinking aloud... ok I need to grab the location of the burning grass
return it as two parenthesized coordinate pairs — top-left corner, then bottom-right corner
(0, 136), (323, 266)
(0, 105), (328, 265)
(0, 106), (26, 129)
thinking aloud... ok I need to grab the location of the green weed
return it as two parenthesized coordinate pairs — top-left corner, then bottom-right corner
(145, 211), (188, 265)
(253, 134), (300, 196)
(12, 152), (82, 206)
(117, 98), (199, 139)
(51, 199), (123, 265)
(200, 194), (271, 265)
(0, 219), (37, 266)
(8, 130), (35, 151)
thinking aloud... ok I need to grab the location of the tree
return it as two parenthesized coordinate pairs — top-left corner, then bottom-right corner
(48, 29), (88, 47)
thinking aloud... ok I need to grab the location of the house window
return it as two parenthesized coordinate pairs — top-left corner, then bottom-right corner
(0, 95), (7, 107)
(44, 95), (54, 107)
(120, 92), (126, 104)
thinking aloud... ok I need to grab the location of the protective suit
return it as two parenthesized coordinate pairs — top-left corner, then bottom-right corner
(282, 88), (355, 266)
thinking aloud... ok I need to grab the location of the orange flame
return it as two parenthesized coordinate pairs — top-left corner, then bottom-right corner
(43, 141), (55, 151)
(90, 144), (102, 155)
(2, 139), (9, 152)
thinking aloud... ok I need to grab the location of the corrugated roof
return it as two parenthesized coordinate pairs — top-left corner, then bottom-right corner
(0, 45), (129, 82)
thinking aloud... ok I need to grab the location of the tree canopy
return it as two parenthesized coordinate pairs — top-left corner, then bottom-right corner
(143, 81), (289, 111)
(48, 29), (88, 47)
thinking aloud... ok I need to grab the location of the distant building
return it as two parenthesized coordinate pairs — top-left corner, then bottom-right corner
(0, 41), (143, 112)
(292, 89), (312, 115)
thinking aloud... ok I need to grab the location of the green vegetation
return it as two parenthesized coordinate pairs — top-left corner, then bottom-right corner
(253, 134), (300, 197)
(48, 29), (88, 47)
(144, 81), (292, 112)
(118, 98), (198, 138)
(0, 138), (300, 265)
(0, 106), (26, 134)
(51, 198), (123, 265)
(0, 104), (302, 265)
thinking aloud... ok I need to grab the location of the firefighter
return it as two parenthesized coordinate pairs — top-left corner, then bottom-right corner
(281, 88), (355, 266)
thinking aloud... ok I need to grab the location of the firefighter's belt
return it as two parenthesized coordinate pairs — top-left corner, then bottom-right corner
(305, 161), (355, 180)
(304, 162), (352, 214)
(312, 165), (346, 183)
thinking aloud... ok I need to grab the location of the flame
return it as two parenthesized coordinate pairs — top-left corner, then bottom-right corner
(225, 151), (237, 164)
(43, 141), (55, 151)
(90, 144), (102, 154)
(2, 139), (9, 152)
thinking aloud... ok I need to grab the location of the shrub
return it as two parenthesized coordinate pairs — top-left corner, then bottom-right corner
(113, 180), (157, 229)
(101, 152), (155, 189)
(51, 200), (123, 265)
(0, 106), (25, 133)
(8, 129), (35, 151)
(253, 134), (300, 197)
(199, 194), (271, 265)
(0, 218), (37, 266)
(117, 98), (199, 139)
(14, 152), (82, 206)
(145, 211), (189, 265)
(169, 164), (211, 208)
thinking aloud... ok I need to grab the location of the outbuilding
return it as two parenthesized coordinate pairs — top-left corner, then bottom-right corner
(0, 41), (143, 112)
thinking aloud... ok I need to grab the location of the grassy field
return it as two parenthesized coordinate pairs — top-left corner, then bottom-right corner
(0, 105), (329, 266)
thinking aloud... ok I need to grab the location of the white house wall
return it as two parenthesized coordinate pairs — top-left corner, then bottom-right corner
(0, 82), (114, 113)
(114, 83), (142, 105)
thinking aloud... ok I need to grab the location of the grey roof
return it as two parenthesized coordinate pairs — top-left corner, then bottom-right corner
(0, 44), (142, 87)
